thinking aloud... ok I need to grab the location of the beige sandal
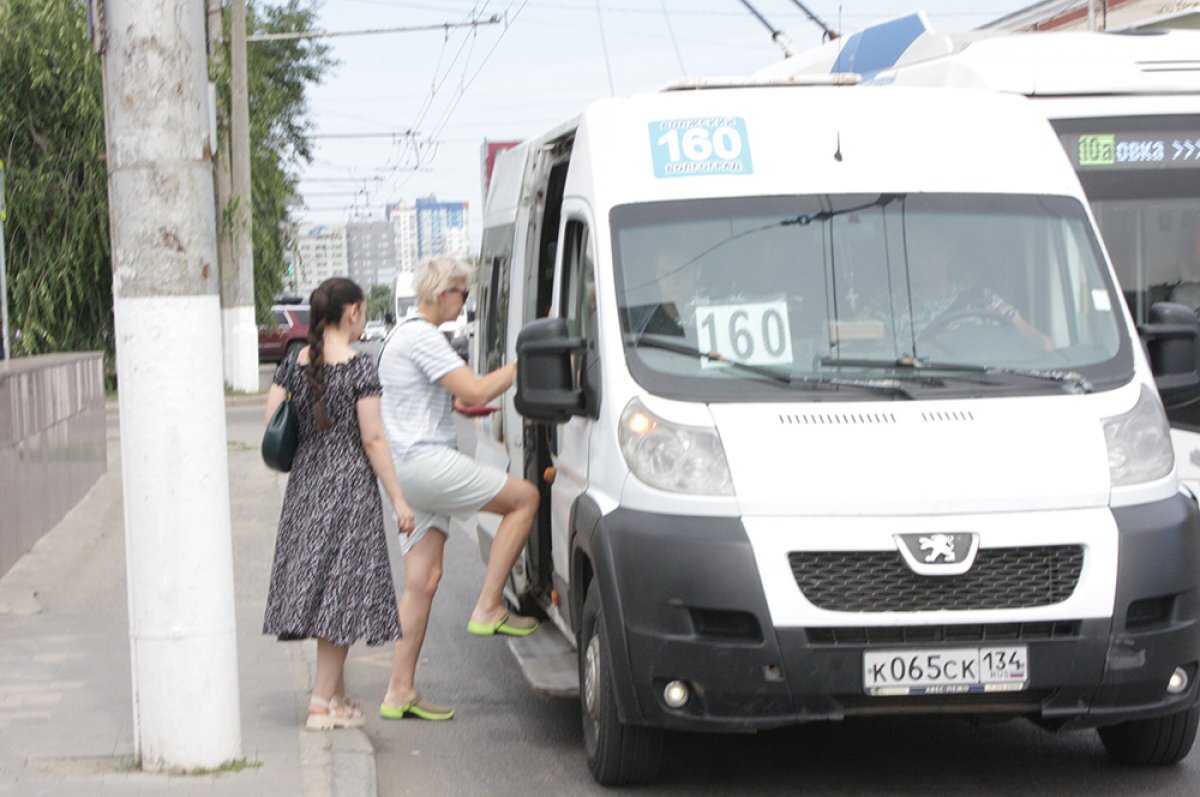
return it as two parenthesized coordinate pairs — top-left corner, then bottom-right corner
(306, 694), (366, 731)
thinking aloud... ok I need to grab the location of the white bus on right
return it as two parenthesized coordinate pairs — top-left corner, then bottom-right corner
(759, 16), (1200, 487)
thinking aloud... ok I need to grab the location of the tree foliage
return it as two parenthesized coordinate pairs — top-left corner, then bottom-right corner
(0, 0), (333, 369)
(233, 0), (335, 322)
(0, 0), (110, 359)
(367, 284), (390, 321)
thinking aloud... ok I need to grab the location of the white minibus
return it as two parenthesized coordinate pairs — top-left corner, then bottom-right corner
(468, 81), (1200, 785)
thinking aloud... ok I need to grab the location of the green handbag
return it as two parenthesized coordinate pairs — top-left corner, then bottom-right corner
(262, 348), (300, 472)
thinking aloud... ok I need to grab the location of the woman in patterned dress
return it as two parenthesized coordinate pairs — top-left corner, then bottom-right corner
(263, 277), (416, 731)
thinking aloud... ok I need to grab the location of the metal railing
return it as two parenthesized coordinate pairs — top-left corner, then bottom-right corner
(0, 353), (106, 577)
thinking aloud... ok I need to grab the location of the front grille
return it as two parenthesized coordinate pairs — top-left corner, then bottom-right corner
(806, 621), (1082, 646)
(789, 546), (1084, 612)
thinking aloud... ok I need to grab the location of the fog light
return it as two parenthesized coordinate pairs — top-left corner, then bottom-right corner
(1167, 667), (1190, 695)
(663, 680), (690, 708)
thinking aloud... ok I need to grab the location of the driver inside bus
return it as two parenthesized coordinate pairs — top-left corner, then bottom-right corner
(895, 239), (1054, 352)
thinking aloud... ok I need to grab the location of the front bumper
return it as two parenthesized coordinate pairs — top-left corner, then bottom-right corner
(586, 495), (1200, 733)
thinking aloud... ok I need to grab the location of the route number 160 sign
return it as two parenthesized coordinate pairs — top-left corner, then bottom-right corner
(694, 300), (792, 368)
(649, 117), (754, 179)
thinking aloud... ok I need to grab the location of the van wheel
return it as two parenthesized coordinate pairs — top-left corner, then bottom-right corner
(579, 581), (662, 785)
(1098, 705), (1199, 765)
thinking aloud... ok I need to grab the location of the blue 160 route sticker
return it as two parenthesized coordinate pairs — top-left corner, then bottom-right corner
(649, 117), (753, 179)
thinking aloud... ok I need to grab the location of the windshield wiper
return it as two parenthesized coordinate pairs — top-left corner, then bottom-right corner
(629, 334), (914, 397)
(820, 356), (1093, 394)
(975, 365), (1093, 394)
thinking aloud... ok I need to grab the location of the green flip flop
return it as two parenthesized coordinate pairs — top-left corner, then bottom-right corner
(379, 693), (454, 721)
(466, 610), (539, 637)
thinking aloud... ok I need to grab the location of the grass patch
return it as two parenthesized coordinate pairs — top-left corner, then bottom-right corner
(187, 758), (262, 776)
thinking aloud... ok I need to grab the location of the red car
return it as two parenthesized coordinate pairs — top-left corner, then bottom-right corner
(258, 304), (310, 362)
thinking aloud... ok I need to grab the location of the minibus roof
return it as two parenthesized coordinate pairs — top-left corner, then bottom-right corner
(564, 85), (1086, 215)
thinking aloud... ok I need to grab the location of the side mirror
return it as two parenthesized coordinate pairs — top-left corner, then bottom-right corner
(514, 317), (585, 423)
(450, 334), (469, 362)
(1139, 301), (1200, 410)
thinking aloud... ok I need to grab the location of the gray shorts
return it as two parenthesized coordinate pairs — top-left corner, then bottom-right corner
(394, 447), (508, 556)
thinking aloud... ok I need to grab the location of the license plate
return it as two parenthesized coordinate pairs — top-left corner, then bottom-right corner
(863, 646), (1028, 696)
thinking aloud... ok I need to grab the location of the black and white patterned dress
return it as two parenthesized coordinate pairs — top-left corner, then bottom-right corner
(263, 352), (402, 647)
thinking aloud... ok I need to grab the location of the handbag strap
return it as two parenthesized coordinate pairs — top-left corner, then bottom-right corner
(283, 346), (301, 399)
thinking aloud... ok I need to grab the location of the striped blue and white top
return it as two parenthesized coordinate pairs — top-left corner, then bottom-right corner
(378, 317), (465, 462)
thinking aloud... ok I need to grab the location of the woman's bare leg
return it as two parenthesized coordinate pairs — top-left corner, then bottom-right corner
(384, 529), (446, 705)
(470, 475), (539, 625)
(311, 637), (349, 718)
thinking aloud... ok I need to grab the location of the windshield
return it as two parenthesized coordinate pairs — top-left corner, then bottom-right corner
(613, 194), (1133, 401)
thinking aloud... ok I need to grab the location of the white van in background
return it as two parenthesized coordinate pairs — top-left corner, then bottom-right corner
(756, 16), (1200, 491)
(469, 81), (1200, 784)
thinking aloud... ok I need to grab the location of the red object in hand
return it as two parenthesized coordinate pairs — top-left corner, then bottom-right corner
(456, 404), (500, 417)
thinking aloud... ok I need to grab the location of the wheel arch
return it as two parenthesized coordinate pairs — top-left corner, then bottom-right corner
(570, 492), (645, 724)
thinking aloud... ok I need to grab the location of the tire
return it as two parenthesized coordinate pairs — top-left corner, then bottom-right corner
(579, 581), (663, 785)
(1098, 705), (1199, 765)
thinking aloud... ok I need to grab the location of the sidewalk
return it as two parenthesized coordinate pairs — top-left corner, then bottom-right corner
(0, 387), (378, 796)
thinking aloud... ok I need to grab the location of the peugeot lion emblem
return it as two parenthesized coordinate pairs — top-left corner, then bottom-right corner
(894, 532), (980, 576)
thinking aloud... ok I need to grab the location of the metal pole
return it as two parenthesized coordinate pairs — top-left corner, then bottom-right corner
(99, 0), (241, 770)
(224, 0), (257, 392)
(0, 217), (8, 361)
(206, 0), (244, 391)
(734, 0), (797, 58)
(784, 0), (839, 41)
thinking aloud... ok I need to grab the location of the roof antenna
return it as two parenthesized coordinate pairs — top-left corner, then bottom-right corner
(734, 0), (797, 58)
(834, 131), (843, 162)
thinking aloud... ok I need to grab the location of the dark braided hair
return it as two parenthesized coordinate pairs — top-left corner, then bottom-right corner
(306, 277), (365, 431)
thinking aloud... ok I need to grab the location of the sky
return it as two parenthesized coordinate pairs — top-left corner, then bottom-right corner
(288, 1), (1040, 249)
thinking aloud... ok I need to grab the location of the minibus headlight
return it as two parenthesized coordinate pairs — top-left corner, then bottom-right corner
(1103, 385), (1174, 487)
(619, 398), (734, 496)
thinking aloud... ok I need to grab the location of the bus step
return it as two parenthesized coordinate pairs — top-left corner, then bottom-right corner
(507, 623), (579, 698)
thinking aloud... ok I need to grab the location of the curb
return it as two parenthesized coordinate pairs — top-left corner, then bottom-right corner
(105, 392), (268, 416)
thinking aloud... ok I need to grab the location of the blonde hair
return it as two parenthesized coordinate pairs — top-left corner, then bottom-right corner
(412, 256), (472, 303)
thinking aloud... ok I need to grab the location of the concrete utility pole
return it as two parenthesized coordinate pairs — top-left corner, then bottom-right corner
(222, 0), (258, 392)
(99, 0), (242, 770)
(207, 0), (236, 368)
(0, 159), (9, 360)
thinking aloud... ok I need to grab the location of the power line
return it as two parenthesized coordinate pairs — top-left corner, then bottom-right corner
(659, 0), (687, 75)
(246, 17), (500, 42)
(385, 1), (528, 202)
(594, 0), (615, 96)
(309, 130), (419, 139)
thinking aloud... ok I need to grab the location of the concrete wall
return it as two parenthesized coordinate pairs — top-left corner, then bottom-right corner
(0, 353), (107, 577)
